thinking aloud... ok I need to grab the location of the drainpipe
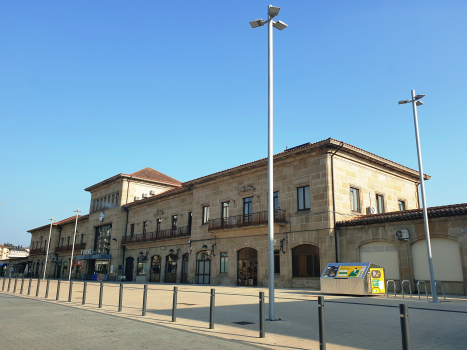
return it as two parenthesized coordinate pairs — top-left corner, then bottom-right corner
(331, 142), (344, 263)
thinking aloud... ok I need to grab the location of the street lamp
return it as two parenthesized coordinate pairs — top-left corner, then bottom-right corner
(43, 217), (55, 280)
(399, 90), (438, 303)
(250, 4), (288, 321)
(68, 207), (82, 281)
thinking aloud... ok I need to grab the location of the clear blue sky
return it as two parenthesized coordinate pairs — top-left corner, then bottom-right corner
(1, 1), (466, 246)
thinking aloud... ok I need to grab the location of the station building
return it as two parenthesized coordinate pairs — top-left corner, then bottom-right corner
(18, 138), (467, 294)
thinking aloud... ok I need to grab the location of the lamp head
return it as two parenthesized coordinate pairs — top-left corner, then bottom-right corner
(249, 19), (266, 28)
(169, 248), (174, 254)
(202, 244), (208, 251)
(273, 20), (288, 31)
(268, 5), (280, 17)
(414, 94), (425, 100)
(398, 100), (411, 105)
(416, 100), (424, 106)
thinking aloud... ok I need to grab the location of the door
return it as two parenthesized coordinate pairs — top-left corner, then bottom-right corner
(150, 256), (161, 283)
(195, 251), (211, 284)
(165, 254), (178, 283)
(237, 248), (257, 286)
(125, 257), (134, 282)
(181, 254), (189, 283)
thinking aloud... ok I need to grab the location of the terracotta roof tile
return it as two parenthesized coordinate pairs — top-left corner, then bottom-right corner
(124, 167), (182, 186)
(336, 203), (467, 227)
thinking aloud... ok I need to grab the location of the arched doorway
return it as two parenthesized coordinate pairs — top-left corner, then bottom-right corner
(237, 248), (257, 286)
(150, 255), (161, 282)
(360, 242), (400, 280)
(125, 257), (134, 282)
(292, 244), (320, 277)
(181, 254), (189, 283)
(195, 251), (211, 284)
(165, 254), (178, 283)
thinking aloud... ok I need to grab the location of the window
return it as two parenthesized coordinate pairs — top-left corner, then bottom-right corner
(137, 256), (148, 276)
(156, 218), (161, 233)
(220, 252), (228, 273)
(274, 192), (279, 218)
(274, 250), (280, 274)
(202, 206), (210, 224)
(172, 215), (177, 231)
(80, 234), (84, 244)
(115, 192), (119, 206)
(221, 202), (230, 219)
(111, 194), (115, 206)
(93, 200), (96, 212)
(297, 186), (310, 211)
(376, 194), (385, 213)
(188, 212), (192, 228)
(398, 200), (406, 211)
(143, 221), (148, 234)
(94, 224), (112, 255)
(130, 224), (135, 237)
(40, 241), (43, 248)
(44, 240), (47, 249)
(243, 197), (253, 222)
(67, 237), (70, 246)
(61, 238), (64, 246)
(350, 187), (360, 212)
(292, 244), (320, 277)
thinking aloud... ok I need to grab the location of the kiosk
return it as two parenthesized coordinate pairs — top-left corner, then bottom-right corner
(320, 262), (386, 296)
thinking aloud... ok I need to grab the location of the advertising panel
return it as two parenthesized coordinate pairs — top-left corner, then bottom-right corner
(336, 265), (367, 278)
(370, 268), (385, 293)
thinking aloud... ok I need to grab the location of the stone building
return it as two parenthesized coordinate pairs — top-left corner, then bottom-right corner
(21, 138), (467, 294)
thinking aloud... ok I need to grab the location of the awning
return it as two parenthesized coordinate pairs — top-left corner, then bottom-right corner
(75, 254), (112, 260)
(0, 263), (8, 267)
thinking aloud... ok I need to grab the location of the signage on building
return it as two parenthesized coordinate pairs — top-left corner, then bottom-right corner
(76, 260), (83, 266)
(370, 268), (386, 294)
(81, 249), (93, 255)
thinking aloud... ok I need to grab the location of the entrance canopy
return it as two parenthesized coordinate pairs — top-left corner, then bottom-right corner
(75, 254), (112, 260)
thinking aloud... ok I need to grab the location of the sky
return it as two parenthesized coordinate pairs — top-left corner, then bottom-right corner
(1, 1), (466, 247)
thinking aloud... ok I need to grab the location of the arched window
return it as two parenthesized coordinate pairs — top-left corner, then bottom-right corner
(292, 244), (320, 277)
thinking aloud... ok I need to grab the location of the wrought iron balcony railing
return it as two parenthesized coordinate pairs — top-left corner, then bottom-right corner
(122, 226), (192, 245)
(55, 243), (86, 253)
(208, 209), (286, 231)
(29, 248), (45, 255)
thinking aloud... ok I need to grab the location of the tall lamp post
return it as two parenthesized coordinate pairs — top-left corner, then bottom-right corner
(43, 217), (55, 280)
(399, 90), (438, 303)
(68, 207), (82, 280)
(250, 5), (288, 320)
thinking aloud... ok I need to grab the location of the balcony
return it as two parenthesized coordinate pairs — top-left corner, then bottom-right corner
(208, 209), (287, 231)
(122, 226), (192, 245)
(55, 243), (86, 253)
(29, 248), (45, 255)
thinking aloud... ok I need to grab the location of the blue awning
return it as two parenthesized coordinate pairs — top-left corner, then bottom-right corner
(76, 254), (112, 260)
(0, 263), (8, 267)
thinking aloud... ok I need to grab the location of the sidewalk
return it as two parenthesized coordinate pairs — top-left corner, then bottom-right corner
(2, 279), (467, 350)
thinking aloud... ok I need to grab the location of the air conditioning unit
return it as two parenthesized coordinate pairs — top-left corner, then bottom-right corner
(134, 196), (140, 201)
(142, 193), (148, 198)
(366, 206), (377, 214)
(149, 190), (156, 195)
(395, 229), (410, 240)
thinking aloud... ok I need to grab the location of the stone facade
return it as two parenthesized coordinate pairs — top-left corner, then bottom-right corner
(21, 138), (459, 292)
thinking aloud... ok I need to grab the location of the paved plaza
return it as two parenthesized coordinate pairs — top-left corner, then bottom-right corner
(1, 279), (467, 349)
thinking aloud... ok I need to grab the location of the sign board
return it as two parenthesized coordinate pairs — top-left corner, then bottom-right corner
(370, 268), (386, 293)
(97, 274), (103, 281)
(81, 249), (93, 255)
(76, 260), (83, 266)
(461, 228), (467, 234)
(336, 265), (367, 278)
(110, 265), (114, 274)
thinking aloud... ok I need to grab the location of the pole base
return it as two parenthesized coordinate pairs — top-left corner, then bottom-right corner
(266, 318), (282, 321)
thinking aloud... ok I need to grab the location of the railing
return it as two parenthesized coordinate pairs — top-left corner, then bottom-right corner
(122, 226), (192, 245)
(208, 209), (286, 231)
(55, 243), (86, 253)
(29, 248), (45, 255)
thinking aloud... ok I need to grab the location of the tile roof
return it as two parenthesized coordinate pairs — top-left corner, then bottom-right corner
(184, 138), (427, 186)
(125, 167), (182, 186)
(336, 203), (467, 227)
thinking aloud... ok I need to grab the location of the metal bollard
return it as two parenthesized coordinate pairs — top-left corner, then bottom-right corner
(68, 281), (73, 302)
(209, 288), (215, 329)
(399, 304), (411, 350)
(56, 279), (61, 300)
(259, 292), (265, 338)
(28, 278), (32, 295)
(2, 277), (5, 291)
(13, 278), (17, 293)
(20, 278), (25, 294)
(118, 283), (123, 312)
(142, 284), (148, 316)
(45, 279), (50, 298)
(318, 296), (326, 350)
(98, 281), (103, 308)
(7, 277), (11, 292)
(36, 279), (40, 297)
(82, 281), (87, 305)
(172, 286), (178, 322)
